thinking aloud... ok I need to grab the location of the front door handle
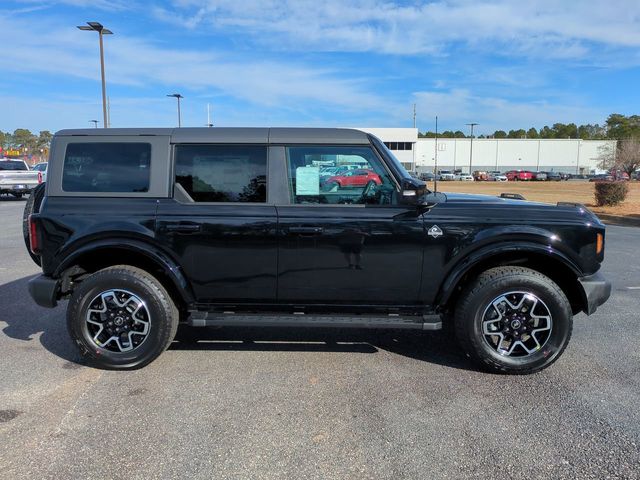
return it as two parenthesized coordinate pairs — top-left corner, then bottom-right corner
(288, 226), (324, 235)
(165, 222), (201, 234)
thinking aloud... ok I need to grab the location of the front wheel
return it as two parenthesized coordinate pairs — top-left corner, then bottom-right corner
(454, 266), (573, 374)
(67, 265), (179, 369)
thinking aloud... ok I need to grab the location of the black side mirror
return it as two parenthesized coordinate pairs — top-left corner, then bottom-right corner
(401, 177), (427, 204)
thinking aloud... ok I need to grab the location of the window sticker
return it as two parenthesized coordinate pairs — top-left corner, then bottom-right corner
(295, 166), (320, 195)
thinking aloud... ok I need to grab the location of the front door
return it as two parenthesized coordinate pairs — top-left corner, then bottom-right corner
(276, 145), (425, 305)
(155, 144), (278, 304)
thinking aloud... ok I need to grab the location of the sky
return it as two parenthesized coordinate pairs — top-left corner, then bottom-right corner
(1, 0), (640, 135)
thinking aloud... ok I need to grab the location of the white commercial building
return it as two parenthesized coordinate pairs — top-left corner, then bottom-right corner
(360, 127), (615, 175)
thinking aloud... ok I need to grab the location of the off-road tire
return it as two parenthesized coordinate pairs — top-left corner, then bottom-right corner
(454, 266), (573, 374)
(22, 183), (46, 266)
(67, 265), (179, 370)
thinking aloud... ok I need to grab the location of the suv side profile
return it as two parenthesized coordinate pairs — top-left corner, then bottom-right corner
(26, 128), (611, 373)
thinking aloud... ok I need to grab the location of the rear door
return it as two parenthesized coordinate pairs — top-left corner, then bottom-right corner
(274, 144), (425, 305)
(155, 143), (278, 304)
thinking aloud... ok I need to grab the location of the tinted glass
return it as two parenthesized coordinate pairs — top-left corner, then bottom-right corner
(286, 146), (397, 205)
(0, 161), (27, 171)
(62, 143), (151, 192)
(175, 145), (267, 203)
(33, 163), (47, 171)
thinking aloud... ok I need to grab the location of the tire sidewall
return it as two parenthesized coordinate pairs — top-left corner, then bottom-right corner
(68, 270), (174, 369)
(464, 274), (572, 372)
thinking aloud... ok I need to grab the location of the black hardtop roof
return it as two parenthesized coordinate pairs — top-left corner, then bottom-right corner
(54, 127), (371, 144)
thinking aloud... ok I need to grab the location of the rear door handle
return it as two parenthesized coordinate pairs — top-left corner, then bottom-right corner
(288, 226), (324, 235)
(165, 222), (201, 233)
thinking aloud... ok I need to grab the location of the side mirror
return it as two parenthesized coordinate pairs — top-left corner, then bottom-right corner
(401, 177), (427, 204)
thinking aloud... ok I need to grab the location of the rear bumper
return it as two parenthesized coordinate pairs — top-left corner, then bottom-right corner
(28, 275), (59, 308)
(578, 272), (611, 315)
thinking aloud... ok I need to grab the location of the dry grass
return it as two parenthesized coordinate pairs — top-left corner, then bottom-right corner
(427, 180), (640, 218)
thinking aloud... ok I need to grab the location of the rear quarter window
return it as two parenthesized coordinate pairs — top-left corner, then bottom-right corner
(62, 143), (151, 193)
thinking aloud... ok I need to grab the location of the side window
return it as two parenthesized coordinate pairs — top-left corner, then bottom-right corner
(286, 146), (398, 205)
(175, 145), (267, 203)
(62, 143), (151, 193)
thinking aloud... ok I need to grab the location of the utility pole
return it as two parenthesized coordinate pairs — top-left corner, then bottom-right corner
(207, 103), (213, 127)
(77, 22), (113, 128)
(466, 122), (478, 174)
(413, 104), (416, 128)
(167, 93), (184, 127)
(434, 116), (438, 194)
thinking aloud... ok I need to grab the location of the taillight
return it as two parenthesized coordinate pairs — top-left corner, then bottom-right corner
(37, 172), (43, 184)
(28, 215), (40, 255)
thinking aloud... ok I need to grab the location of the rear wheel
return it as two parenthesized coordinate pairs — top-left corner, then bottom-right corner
(67, 265), (179, 369)
(454, 266), (572, 374)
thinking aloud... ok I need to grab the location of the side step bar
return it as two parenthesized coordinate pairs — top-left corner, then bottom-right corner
(187, 312), (442, 331)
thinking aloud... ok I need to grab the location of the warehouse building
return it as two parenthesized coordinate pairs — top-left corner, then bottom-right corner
(360, 128), (615, 175)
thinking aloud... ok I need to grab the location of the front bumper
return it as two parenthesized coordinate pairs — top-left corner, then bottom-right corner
(28, 275), (59, 308)
(578, 272), (611, 315)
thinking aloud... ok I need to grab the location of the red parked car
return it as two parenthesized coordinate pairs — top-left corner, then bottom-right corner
(505, 170), (534, 181)
(323, 169), (382, 190)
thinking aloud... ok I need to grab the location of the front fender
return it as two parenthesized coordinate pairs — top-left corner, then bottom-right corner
(436, 239), (582, 306)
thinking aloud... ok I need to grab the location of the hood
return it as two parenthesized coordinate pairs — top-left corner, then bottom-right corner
(442, 192), (546, 206)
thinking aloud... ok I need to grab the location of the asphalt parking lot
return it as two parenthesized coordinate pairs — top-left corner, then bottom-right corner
(1, 197), (639, 479)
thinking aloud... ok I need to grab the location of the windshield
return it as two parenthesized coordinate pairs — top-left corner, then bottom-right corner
(33, 163), (47, 171)
(0, 161), (27, 171)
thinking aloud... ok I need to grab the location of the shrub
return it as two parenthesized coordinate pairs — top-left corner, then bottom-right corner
(594, 181), (629, 206)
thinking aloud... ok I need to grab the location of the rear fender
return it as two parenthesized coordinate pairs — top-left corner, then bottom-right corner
(53, 238), (195, 305)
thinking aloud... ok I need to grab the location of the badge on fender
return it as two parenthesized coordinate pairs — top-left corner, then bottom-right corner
(428, 225), (443, 238)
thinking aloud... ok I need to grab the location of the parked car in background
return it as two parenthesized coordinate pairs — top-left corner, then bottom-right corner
(473, 170), (488, 181)
(558, 172), (571, 180)
(323, 168), (382, 191)
(438, 170), (456, 181)
(540, 171), (562, 181)
(0, 159), (44, 198)
(535, 172), (548, 181)
(487, 173), (508, 182)
(458, 174), (474, 181)
(609, 170), (630, 181)
(419, 172), (438, 181)
(32, 162), (48, 182)
(589, 174), (614, 182)
(505, 170), (534, 181)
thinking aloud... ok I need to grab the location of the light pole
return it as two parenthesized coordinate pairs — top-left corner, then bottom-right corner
(89, 120), (99, 128)
(77, 22), (113, 128)
(466, 122), (478, 174)
(167, 93), (184, 127)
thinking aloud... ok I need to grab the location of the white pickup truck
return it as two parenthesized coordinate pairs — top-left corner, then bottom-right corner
(0, 159), (43, 198)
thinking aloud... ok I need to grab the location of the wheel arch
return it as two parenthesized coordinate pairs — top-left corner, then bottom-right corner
(438, 243), (587, 316)
(54, 240), (195, 311)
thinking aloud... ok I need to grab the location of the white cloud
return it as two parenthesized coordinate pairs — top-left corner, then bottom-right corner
(0, 14), (388, 115)
(413, 89), (606, 133)
(154, 0), (640, 58)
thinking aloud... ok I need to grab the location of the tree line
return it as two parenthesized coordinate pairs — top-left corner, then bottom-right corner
(419, 113), (640, 141)
(0, 129), (53, 156)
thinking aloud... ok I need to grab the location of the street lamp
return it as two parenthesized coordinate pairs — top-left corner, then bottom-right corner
(466, 122), (478, 174)
(167, 93), (184, 127)
(77, 22), (113, 128)
(89, 120), (99, 128)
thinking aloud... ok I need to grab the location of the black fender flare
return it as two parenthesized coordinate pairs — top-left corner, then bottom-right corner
(53, 238), (195, 306)
(436, 240), (582, 306)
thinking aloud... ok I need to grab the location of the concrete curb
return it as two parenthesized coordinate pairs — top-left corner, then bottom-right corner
(596, 213), (640, 228)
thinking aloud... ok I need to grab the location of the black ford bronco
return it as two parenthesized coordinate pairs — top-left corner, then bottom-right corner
(25, 128), (611, 373)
